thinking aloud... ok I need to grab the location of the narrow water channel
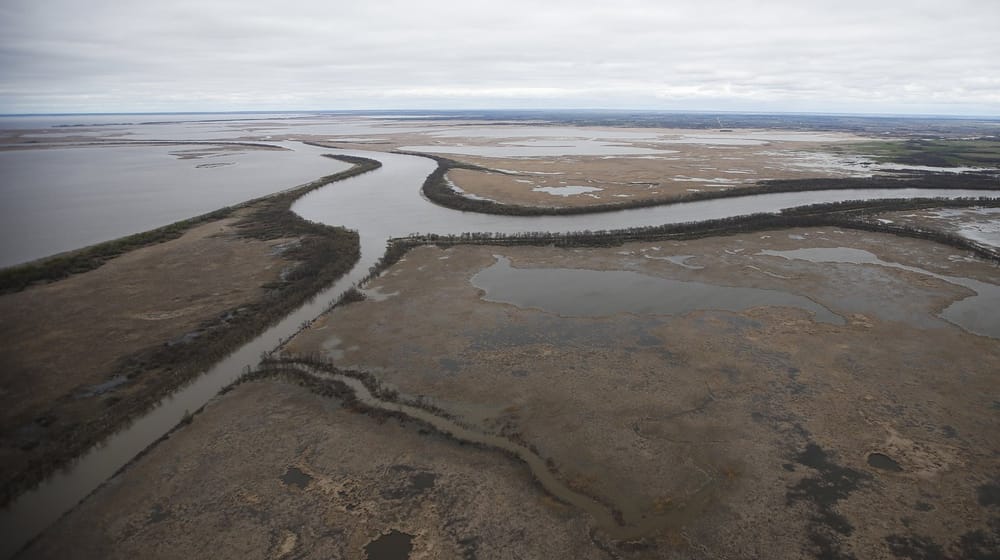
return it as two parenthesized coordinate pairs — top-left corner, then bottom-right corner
(285, 362), (712, 540)
(1, 142), (998, 558)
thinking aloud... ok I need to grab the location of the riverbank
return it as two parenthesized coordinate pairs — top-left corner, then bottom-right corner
(0, 155), (380, 508)
(354, 199), (1000, 290)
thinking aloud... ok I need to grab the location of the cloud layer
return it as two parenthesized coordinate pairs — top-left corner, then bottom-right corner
(2, 0), (998, 114)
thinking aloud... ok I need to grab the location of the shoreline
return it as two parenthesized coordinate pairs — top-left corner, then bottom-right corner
(0, 154), (381, 508)
(355, 197), (1000, 288)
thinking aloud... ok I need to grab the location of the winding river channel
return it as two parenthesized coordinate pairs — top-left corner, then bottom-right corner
(2, 140), (999, 556)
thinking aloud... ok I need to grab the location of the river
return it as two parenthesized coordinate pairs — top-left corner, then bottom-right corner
(1, 135), (998, 558)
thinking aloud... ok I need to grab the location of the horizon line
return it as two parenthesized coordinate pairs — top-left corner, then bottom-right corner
(2, 108), (1000, 120)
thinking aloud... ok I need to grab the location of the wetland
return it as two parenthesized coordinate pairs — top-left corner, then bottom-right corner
(1, 111), (999, 559)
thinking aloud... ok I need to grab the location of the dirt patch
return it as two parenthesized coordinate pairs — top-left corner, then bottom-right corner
(279, 228), (999, 557)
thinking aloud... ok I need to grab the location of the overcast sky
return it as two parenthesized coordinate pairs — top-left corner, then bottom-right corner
(1, 0), (998, 115)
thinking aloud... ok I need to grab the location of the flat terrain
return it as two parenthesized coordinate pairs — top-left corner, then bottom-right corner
(0, 199), (359, 506)
(285, 228), (1000, 557)
(33, 227), (1000, 559)
(21, 379), (604, 560)
(0, 211), (285, 420)
(316, 127), (880, 208)
(0, 210), (292, 499)
(441, 139), (867, 207)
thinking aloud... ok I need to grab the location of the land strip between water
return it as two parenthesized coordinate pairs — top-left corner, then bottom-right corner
(356, 197), (1000, 288)
(0, 154), (380, 508)
(404, 151), (1000, 217)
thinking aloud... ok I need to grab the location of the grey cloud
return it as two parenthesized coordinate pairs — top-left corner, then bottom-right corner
(1, 0), (998, 114)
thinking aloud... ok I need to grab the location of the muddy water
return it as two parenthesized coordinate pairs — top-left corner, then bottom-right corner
(2, 139), (1000, 557)
(760, 247), (1000, 338)
(472, 255), (843, 323)
(295, 363), (712, 540)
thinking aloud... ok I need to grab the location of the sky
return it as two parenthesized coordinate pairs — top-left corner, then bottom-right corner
(1, 0), (998, 116)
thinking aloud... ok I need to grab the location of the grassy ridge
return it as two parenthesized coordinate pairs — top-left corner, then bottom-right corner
(372, 197), (1000, 266)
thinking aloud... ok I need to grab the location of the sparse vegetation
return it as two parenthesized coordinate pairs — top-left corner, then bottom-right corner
(411, 152), (1000, 216)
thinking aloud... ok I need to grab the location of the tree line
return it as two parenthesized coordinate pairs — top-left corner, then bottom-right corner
(374, 197), (1000, 264)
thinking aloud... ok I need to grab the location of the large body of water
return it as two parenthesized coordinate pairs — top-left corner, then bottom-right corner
(1, 115), (998, 558)
(0, 143), (349, 267)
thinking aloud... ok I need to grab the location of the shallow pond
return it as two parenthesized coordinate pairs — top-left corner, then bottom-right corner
(472, 255), (843, 323)
(760, 247), (1000, 338)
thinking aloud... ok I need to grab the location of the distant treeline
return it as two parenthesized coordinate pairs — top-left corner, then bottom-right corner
(373, 197), (1000, 266)
(404, 152), (1000, 217)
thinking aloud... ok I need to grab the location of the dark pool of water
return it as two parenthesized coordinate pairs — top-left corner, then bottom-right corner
(867, 452), (903, 472)
(279, 466), (313, 489)
(364, 530), (414, 560)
